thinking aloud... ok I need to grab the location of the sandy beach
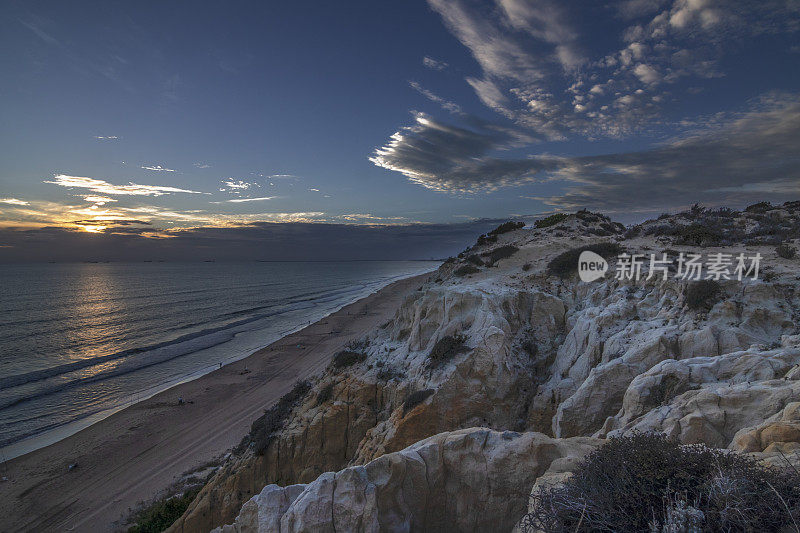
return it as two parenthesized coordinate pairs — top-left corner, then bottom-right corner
(0, 273), (427, 533)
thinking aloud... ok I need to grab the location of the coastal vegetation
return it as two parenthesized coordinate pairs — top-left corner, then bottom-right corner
(239, 380), (312, 456)
(127, 488), (200, 533)
(521, 433), (800, 532)
(546, 242), (622, 277)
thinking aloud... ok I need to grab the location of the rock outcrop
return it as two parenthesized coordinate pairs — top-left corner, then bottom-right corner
(172, 203), (800, 532)
(212, 428), (598, 533)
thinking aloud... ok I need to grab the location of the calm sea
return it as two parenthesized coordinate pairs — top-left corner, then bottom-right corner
(0, 261), (436, 455)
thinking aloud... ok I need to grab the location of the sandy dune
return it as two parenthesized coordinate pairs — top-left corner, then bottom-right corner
(0, 273), (427, 532)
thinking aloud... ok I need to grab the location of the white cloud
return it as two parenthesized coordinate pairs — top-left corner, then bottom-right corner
(94, 136), (119, 140)
(422, 56), (449, 70)
(308, 188), (320, 192)
(633, 63), (661, 84)
(141, 165), (176, 172)
(224, 196), (277, 203)
(222, 180), (253, 190)
(409, 81), (463, 114)
(194, 162), (211, 169)
(45, 174), (204, 196)
(0, 198), (29, 206)
(83, 195), (117, 205)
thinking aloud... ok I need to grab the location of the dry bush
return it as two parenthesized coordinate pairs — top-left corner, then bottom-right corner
(534, 213), (569, 229)
(482, 245), (519, 264)
(685, 280), (721, 311)
(520, 432), (800, 533)
(428, 333), (469, 367)
(454, 264), (480, 276)
(777, 243), (797, 259)
(546, 242), (622, 278)
(489, 220), (525, 235)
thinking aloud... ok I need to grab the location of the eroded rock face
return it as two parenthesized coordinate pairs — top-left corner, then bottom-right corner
(173, 207), (800, 532)
(212, 428), (599, 533)
(731, 401), (800, 454)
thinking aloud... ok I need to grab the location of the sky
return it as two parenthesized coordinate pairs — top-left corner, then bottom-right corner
(1, 0), (799, 260)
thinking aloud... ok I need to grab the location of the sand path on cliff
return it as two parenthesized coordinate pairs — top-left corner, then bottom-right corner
(0, 273), (427, 533)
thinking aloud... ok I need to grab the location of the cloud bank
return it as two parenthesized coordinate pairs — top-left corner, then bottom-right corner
(371, 95), (800, 210)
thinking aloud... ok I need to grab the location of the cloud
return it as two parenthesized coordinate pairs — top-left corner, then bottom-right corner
(94, 135), (119, 140)
(372, 94), (800, 210)
(141, 165), (176, 172)
(44, 174), (204, 196)
(308, 188), (320, 192)
(194, 162), (211, 169)
(222, 196), (277, 203)
(423, 0), (800, 140)
(83, 195), (117, 205)
(370, 112), (559, 192)
(0, 198), (29, 206)
(409, 81), (462, 114)
(221, 180), (254, 190)
(423, 56), (449, 70)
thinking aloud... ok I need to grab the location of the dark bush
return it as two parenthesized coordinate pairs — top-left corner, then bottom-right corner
(777, 243), (797, 259)
(465, 254), (485, 266)
(128, 488), (201, 533)
(443, 256), (456, 264)
(520, 432), (800, 533)
(745, 201), (773, 213)
(522, 263), (532, 271)
(331, 350), (366, 369)
(685, 279), (721, 310)
(674, 224), (722, 246)
(481, 245), (519, 264)
(546, 242), (622, 278)
(315, 382), (335, 406)
(489, 220), (525, 236)
(243, 380), (312, 455)
(477, 233), (498, 245)
(428, 333), (469, 367)
(454, 264), (480, 276)
(402, 388), (434, 415)
(534, 213), (569, 229)
(377, 366), (405, 381)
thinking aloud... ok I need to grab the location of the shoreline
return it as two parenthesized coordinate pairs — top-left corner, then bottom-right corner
(0, 269), (433, 461)
(0, 271), (430, 533)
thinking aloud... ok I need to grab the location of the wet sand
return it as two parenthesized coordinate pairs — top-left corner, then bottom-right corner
(0, 273), (427, 532)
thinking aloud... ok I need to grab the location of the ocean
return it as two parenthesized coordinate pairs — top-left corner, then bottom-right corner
(0, 261), (437, 456)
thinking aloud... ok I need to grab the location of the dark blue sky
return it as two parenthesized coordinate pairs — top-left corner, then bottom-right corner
(1, 0), (799, 242)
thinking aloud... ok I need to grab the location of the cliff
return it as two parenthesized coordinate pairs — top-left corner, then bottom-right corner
(168, 202), (800, 532)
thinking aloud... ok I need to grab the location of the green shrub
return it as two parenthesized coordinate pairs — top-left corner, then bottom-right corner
(402, 389), (434, 415)
(331, 350), (366, 369)
(481, 245), (519, 264)
(127, 488), (200, 533)
(428, 333), (469, 367)
(674, 224), (722, 246)
(465, 254), (485, 266)
(777, 243), (797, 259)
(685, 279), (721, 310)
(315, 382), (335, 406)
(243, 380), (311, 455)
(520, 432), (800, 533)
(534, 213), (569, 229)
(488, 220), (525, 236)
(477, 233), (498, 245)
(546, 242), (622, 278)
(454, 265), (480, 276)
(377, 366), (405, 381)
